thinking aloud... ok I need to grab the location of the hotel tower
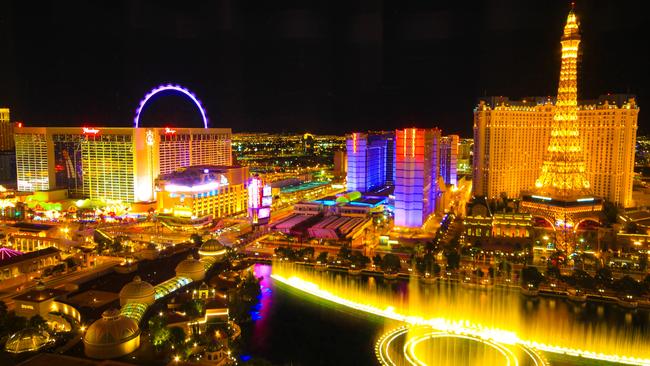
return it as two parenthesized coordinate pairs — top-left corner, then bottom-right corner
(473, 9), (638, 208)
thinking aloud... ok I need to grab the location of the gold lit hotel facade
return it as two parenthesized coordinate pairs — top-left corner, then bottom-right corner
(472, 2), (638, 210)
(473, 95), (638, 207)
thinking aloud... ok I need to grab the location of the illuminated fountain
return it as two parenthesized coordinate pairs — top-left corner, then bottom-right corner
(270, 263), (650, 365)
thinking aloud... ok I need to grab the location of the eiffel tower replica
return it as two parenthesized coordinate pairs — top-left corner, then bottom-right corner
(520, 5), (602, 253)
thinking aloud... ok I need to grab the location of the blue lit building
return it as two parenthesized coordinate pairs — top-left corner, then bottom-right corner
(440, 135), (459, 186)
(369, 131), (396, 185)
(346, 132), (389, 193)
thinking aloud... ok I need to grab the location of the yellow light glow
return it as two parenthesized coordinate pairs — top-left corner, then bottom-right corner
(271, 264), (650, 365)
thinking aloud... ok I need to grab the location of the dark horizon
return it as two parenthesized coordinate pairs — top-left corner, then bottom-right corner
(0, 0), (647, 137)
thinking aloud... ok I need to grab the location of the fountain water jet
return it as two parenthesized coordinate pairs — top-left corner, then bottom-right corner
(271, 262), (650, 365)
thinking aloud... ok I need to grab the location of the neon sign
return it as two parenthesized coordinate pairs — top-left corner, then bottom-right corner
(134, 84), (208, 128)
(146, 130), (154, 146)
(164, 127), (177, 134)
(82, 127), (100, 135)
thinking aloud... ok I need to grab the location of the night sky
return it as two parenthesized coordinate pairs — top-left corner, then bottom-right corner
(0, 0), (647, 136)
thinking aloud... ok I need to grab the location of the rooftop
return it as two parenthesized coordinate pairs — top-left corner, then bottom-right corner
(0, 247), (60, 268)
(13, 283), (68, 303)
(10, 222), (55, 232)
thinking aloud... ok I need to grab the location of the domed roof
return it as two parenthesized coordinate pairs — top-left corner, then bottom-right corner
(119, 276), (155, 300)
(5, 328), (52, 353)
(175, 255), (206, 281)
(84, 309), (140, 347)
(199, 239), (226, 256)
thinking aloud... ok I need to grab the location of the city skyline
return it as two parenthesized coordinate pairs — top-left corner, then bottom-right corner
(1, 1), (648, 136)
(2, 3), (650, 366)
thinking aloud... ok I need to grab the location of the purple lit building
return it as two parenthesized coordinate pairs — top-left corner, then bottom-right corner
(394, 128), (441, 228)
(346, 132), (389, 193)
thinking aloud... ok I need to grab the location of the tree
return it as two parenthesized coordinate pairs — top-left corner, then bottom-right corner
(373, 254), (382, 267)
(0, 301), (8, 331)
(169, 326), (186, 347)
(190, 233), (203, 246)
(149, 315), (170, 348)
(595, 267), (613, 288)
(29, 315), (47, 329)
(570, 269), (595, 290)
(181, 299), (205, 318)
(639, 252), (648, 271)
(274, 246), (296, 260)
(424, 241), (435, 255)
(316, 251), (328, 263)
(499, 192), (509, 211)
(240, 272), (262, 302)
(420, 253), (436, 274)
(337, 245), (351, 261)
(601, 201), (619, 227)
(242, 357), (275, 366)
(613, 275), (644, 296)
(65, 256), (80, 270)
(350, 251), (370, 268)
(444, 250), (461, 270)
(111, 236), (124, 253)
(380, 254), (401, 273)
(0, 300), (8, 319)
(545, 266), (561, 279)
(521, 266), (543, 287)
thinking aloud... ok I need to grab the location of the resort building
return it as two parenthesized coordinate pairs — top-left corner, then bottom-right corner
(0, 108), (13, 150)
(156, 165), (248, 221)
(473, 95), (637, 207)
(12, 281), (81, 331)
(394, 127), (442, 228)
(0, 247), (61, 287)
(14, 126), (232, 202)
(346, 132), (389, 193)
(463, 213), (534, 246)
(439, 135), (459, 186)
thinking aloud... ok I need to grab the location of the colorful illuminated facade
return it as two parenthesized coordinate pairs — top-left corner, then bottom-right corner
(14, 127), (232, 202)
(0, 108), (17, 183)
(472, 8), (638, 208)
(368, 131), (396, 185)
(394, 128), (441, 228)
(156, 165), (248, 220)
(247, 175), (272, 224)
(457, 138), (472, 175)
(0, 108), (13, 150)
(519, 7), (603, 251)
(346, 132), (390, 193)
(439, 135), (459, 186)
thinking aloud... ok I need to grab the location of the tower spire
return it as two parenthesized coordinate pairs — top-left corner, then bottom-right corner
(533, 4), (589, 198)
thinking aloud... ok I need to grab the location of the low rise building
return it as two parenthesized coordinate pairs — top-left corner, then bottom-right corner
(0, 247), (61, 286)
(463, 213), (534, 247)
(156, 165), (249, 221)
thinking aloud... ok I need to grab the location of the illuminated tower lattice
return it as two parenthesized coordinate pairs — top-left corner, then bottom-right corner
(534, 7), (589, 195)
(521, 6), (602, 252)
